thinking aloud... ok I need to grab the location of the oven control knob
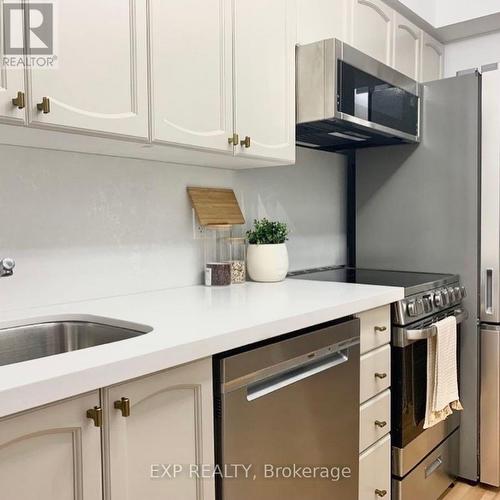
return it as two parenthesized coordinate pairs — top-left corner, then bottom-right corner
(454, 287), (462, 300)
(461, 286), (466, 298)
(407, 300), (417, 317)
(448, 287), (456, 302)
(434, 292), (443, 307)
(415, 299), (424, 315)
(441, 289), (450, 306)
(423, 295), (433, 313)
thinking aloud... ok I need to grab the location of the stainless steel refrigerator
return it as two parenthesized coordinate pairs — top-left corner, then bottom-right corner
(355, 69), (500, 483)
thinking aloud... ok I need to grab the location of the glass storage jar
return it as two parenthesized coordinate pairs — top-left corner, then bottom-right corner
(227, 237), (246, 284)
(203, 225), (232, 286)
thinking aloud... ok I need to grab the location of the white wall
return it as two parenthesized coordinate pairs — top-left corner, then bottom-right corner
(444, 30), (500, 77)
(1, 146), (346, 311)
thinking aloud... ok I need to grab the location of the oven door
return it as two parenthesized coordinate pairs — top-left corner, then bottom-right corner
(391, 307), (467, 449)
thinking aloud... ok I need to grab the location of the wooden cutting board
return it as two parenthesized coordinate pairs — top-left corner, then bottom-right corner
(187, 187), (245, 226)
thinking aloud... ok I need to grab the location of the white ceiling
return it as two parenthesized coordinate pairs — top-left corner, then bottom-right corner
(391, 0), (500, 41)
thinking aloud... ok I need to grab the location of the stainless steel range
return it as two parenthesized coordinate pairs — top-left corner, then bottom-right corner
(290, 267), (467, 500)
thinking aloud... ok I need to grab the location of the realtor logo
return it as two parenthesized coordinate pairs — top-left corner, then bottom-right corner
(2, 2), (57, 68)
(4, 3), (53, 54)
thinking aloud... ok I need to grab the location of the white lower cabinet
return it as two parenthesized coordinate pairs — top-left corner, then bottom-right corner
(358, 304), (392, 499)
(103, 357), (215, 500)
(359, 434), (391, 500)
(360, 389), (391, 452)
(0, 391), (103, 500)
(0, 358), (215, 500)
(357, 305), (391, 355)
(360, 344), (391, 404)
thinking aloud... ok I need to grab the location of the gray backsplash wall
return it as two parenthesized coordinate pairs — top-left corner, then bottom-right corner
(1, 145), (346, 311)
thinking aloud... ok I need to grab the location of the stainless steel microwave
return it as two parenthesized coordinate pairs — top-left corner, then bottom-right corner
(296, 38), (421, 152)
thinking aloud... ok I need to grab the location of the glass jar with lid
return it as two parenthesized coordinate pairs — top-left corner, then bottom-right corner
(227, 236), (246, 284)
(203, 225), (232, 287)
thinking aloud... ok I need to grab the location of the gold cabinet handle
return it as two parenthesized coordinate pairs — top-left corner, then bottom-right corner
(240, 136), (251, 148)
(228, 133), (239, 145)
(86, 406), (103, 427)
(374, 326), (387, 332)
(37, 97), (50, 114)
(375, 489), (387, 497)
(375, 372), (387, 379)
(12, 91), (25, 109)
(375, 420), (387, 428)
(114, 397), (131, 417)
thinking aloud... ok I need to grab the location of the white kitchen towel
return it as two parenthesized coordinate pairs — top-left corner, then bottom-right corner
(424, 315), (463, 429)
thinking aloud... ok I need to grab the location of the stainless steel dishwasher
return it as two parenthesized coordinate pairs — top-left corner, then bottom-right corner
(215, 318), (360, 500)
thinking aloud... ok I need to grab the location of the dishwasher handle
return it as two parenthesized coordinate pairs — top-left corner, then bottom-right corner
(246, 349), (349, 402)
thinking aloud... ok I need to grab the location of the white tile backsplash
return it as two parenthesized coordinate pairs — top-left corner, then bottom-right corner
(1, 145), (346, 311)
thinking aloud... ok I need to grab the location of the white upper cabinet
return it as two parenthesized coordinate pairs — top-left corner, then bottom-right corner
(103, 358), (215, 500)
(0, 2), (26, 124)
(27, 0), (149, 139)
(420, 32), (444, 82)
(0, 392), (102, 500)
(350, 0), (394, 65)
(150, 0), (233, 152)
(233, 0), (296, 163)
(393, 13), (421, 80)
(297, 0), (348, 45)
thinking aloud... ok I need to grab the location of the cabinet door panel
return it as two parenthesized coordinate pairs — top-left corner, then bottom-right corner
(393, 13), (421, 80)
(233, 0), (296, 163)
(421, 32), (444, 83)
(27, 0), (148, 138)
(0, 392), (102, 500)
(150, 0), (233, 152)
(0, 0), (26, 124)
(297, 0), (348, 45)
(351, 0), (393, 65)
(104, 358), (215, 500)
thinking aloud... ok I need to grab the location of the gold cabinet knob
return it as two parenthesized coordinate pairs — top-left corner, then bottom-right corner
(86, 406), (103, 427)
(37, 97), (50, 113)
(114, 397), (131, 417)
(228, 133), (239, 145)
(240, 136), (251, 148)
(375, 372), (387, 379)
(12, 91), (25, 109)
(374, 326), (387, 332)
(375, 489), (387, 497)
(375, 420), (387, 428)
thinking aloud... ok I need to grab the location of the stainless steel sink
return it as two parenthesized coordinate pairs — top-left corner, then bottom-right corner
(0, 320), (152, 367)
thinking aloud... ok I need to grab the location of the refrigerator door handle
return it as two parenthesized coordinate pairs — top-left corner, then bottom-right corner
(486, 268), (494, 315)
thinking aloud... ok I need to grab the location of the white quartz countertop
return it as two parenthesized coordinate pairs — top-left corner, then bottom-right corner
(0, 279), (404, 417)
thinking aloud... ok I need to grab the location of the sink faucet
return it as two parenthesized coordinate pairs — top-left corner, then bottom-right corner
(0, 258), (15, 277)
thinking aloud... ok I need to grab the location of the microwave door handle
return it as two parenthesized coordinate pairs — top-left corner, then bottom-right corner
(246, 350), (349, 402)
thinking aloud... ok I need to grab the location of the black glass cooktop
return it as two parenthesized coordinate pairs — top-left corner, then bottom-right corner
(289, 267), (458, 296)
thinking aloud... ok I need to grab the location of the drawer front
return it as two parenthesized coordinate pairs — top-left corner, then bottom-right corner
(392, 430), (458, 500)
(360, 345), (391, 404)
(358, 306), (391, 355)
(360, 390), (391, 453)
(360, 434), (391, 500)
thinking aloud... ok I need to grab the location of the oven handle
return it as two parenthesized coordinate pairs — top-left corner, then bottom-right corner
(246, 349), (349, 402)
(406, 308), (468, 341)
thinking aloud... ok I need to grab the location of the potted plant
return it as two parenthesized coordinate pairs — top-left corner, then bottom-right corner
(246, 218), (290, 282)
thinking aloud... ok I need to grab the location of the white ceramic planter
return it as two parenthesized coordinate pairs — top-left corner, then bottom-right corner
(247, 243), (289, 282)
